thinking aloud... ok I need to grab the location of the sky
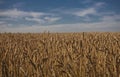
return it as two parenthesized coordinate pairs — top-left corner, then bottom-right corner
(0, 0), (120, 32)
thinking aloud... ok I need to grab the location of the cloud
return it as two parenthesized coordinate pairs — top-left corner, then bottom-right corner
(29, 12), (46, 18)
(0, 9), (27, 18)
(0, 9), (46, 18)
(44, 17), (61, 22)
(0, 2), (119, 33)
(72, 8), (96, 17)
(1, 8), (119, 33)
(0, 21), (8, 28)
(72, 2), (105, 17)
(0, 16), (120, 33)
(0, 21), (6, 24)
(95, 2), (105, 7)
(0, 8), (61, 24)
(25, 16), (61, 24)
(101, 15), (120, 22)
(82, 0), (105, 6)
(25, 17), (45, 23)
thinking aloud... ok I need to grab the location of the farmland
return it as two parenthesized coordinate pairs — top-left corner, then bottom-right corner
(0, 32), (120, 77)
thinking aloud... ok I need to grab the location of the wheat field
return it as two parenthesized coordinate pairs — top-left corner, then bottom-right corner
(0, 32), (120, 77)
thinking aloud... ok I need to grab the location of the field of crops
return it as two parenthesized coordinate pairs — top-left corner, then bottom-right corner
(0, 32), (120, 77)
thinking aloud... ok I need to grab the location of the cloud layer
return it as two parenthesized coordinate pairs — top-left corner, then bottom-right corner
(0, 1), (120, 32)
(1, 21), (120, 33)
(0, 9), (61, 24)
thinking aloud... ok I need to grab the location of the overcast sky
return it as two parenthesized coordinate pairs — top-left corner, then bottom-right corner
(0, 0), (120, 32)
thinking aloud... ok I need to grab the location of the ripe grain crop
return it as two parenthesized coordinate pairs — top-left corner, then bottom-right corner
(0, 32), (120, 77)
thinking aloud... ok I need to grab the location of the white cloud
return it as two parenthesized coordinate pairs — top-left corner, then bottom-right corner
(29, 12), (45, 18)
(73, 8), (96, 17)
(95, 2), (105, 7)
(0, 9), (27, 18)
(70, 2), (105, 17)
(0, 8), (61, 24)
(44, 17), (61, 22)
(25, 17), (45, 23)
(0, 21), (6, 24)
(25, 16), (61, 24)
(0, 21), (12, 29)
(82, 0), (105, 7)
(0, 9), (47, 18)
(102, 15), (120, 22)
(0, 17), (120, 33)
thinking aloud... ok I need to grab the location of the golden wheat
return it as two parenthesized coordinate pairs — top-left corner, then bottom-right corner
(0, 32), (120, 77)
